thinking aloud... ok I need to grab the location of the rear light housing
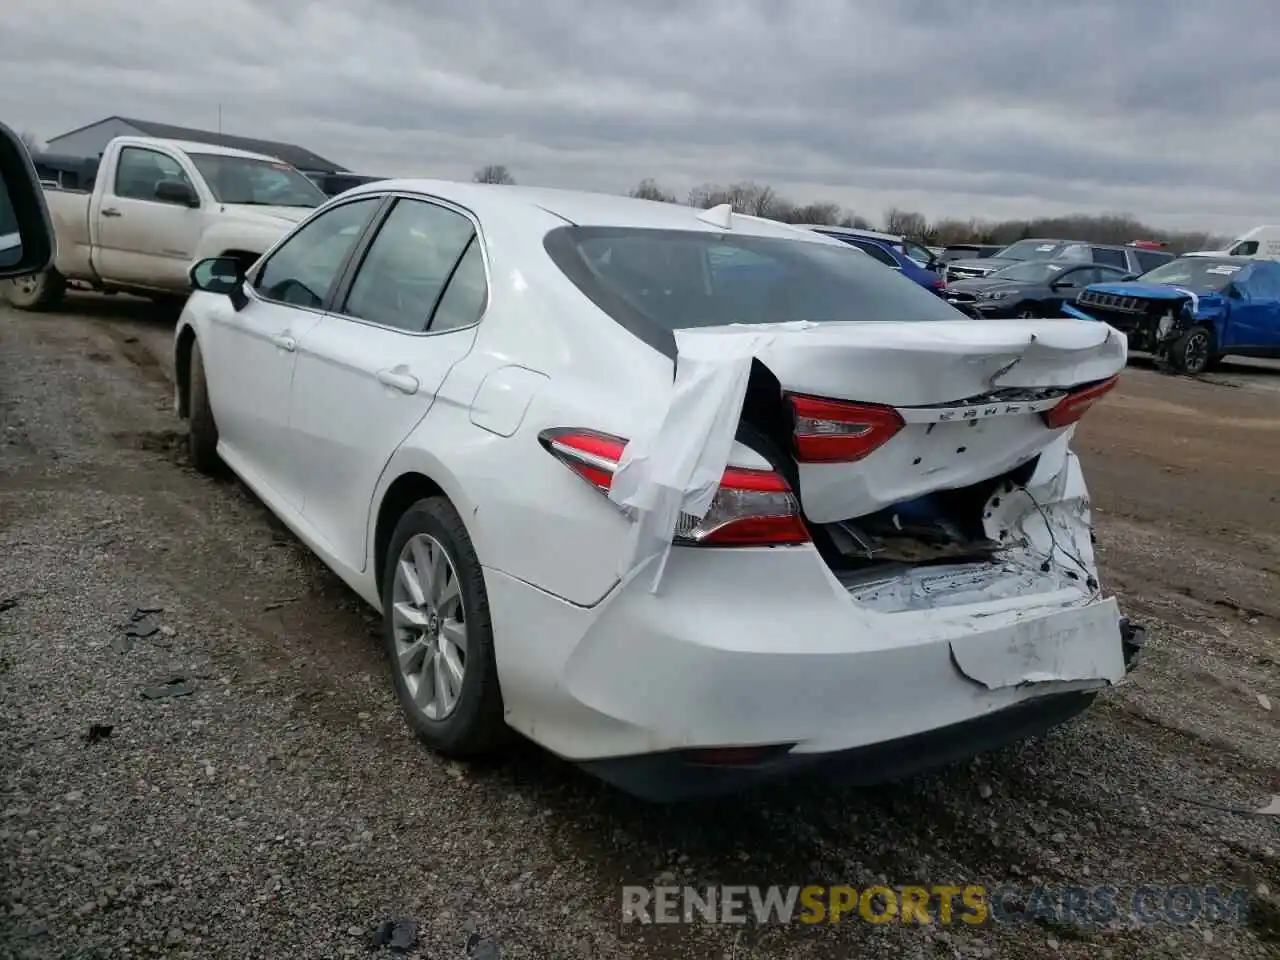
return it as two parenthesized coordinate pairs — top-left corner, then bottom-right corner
(787, 394), (905, 463)
(539, 428), (810, 547)
(1041, 375), (1118, 429)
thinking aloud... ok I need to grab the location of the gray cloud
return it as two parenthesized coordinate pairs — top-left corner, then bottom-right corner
(2, 0), (1275, 234)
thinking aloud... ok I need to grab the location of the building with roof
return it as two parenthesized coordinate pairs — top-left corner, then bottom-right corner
(42, 115), (347, 178)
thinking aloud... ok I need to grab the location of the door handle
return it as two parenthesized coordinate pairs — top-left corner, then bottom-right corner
(271, 334), (297, 352)
(101, 208), (122, 218)
(377, 367), (420, 395)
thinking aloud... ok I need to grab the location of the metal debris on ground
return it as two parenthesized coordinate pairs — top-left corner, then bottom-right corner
(139, 676), (197, 700)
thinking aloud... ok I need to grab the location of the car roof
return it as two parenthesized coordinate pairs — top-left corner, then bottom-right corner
(338, 179), (840, 243)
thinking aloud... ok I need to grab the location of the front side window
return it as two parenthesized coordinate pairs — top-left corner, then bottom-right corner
(342, 198), (478, 332)
(546, 226), (962, 336)
(1230, 240), (1259, 256)
(114, 147), (196, 203)
(188, 154), (327, 208)
(253, 197), (380, 308)
(1135, 250), (1171, 273)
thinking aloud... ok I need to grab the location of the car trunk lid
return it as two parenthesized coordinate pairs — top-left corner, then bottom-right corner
(727, 317), (1126, 523)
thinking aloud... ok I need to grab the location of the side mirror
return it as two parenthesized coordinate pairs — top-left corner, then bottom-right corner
(0, 121), (56, 279)
(155, 178), (199, 207)
(1049, 279), (1076, 291)
(190, 256), (248, 309)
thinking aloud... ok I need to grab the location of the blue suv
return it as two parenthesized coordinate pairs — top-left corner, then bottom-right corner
(803, 225), (947, 294)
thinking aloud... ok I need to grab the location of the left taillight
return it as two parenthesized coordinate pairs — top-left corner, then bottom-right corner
(1041, 375), (1119, 429)
(788, 394), (905, 463)
(538, 428), (810, 547)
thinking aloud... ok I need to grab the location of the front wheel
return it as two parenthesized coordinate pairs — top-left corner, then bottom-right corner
(1166, 324), (1214, 375)
(2, 269), (66, 311)
(382, 497), (507, 757)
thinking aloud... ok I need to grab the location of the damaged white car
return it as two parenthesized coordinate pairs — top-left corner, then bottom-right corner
(173, 181), (1144, 801)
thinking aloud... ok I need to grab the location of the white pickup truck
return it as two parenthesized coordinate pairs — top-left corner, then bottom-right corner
(2, 135), (329, 311)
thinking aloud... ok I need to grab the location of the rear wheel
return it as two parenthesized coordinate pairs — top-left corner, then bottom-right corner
(2, 269), (66, 311)
(1167, 324), (1214, 375)
(187, 340), (221, 474)
(382, 497), (507, 757)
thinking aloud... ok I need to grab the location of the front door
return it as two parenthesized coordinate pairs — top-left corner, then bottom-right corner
(201, 195), (383, 505)
(288, 195), (488, 570)
(93, 145), (205, 289)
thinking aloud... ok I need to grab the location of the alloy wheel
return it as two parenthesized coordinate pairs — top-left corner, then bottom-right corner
(1183, 330), (1210, 374)
(390, 533), (468, 720)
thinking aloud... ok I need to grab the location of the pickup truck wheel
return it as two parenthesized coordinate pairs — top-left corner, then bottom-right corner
(187, 340), (222, 474)
(2, 269), (66, 311)
(1167, 325), (1214, 376)
(382, 497), (508, 757)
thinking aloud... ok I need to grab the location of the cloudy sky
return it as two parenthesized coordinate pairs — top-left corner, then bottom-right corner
(1, 0), (1273, 235)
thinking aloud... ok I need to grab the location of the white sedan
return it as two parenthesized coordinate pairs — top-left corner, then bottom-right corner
(173, 180), (1144, 801)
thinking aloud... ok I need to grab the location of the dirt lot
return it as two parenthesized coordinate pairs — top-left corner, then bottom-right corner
(2, 295), (1278, 960)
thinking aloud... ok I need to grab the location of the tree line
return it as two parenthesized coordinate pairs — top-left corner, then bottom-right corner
(477, 165), (1226, 252)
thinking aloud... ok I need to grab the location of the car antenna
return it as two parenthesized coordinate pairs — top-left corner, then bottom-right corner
(696, 203), (734, 230)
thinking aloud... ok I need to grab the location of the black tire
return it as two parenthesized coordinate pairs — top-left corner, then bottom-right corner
(2, 269), (66, 311)
(1166, 324), (1214, 376)
(381, 497), (507, 757)
(187, 339), (221, 474)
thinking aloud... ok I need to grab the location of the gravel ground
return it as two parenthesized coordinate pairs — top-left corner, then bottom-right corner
(2, 297), (1279, 959)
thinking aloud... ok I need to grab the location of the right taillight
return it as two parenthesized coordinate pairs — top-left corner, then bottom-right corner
(787, 394), (905, 463)
(538, 428), (810, 547)
(1041, 375), (1119, 429)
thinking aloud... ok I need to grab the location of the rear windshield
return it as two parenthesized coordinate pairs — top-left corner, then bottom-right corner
(544, 227), (961, 344)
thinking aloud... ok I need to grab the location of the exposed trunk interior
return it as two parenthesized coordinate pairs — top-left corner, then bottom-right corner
(737, 358), (1051, 578)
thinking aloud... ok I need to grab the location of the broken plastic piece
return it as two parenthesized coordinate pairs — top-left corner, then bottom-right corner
(371, 919), (417, 953)
(125, 618), (160, 639)
(85, 723), (113, 744)
(139, 676), (196, 700)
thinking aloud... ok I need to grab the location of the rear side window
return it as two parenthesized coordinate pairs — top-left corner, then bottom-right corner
(1091, 247), (1128, 269)
(1135, 250), (1172, 273)
(342, 198), (477, 332)
(543, 226), (961, 345)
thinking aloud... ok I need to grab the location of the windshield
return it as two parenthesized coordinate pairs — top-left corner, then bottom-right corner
(189, 154), (327, 208)
(990, 261), (1068, 283)
(544, 227), (963, 332)
(994, 240), (1068, 261)
(1137, 258), (1245, 292)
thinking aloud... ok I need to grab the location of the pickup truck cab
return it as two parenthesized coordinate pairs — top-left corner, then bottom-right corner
(2, 136), (328, 311)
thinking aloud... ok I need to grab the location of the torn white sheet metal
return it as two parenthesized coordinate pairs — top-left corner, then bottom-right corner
(949, 595), (1126, 689)
(608, 323), (815, 592)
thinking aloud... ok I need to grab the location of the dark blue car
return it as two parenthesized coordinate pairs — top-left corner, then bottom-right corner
(804, 226), (947, 294)
(1064, 255), (1280, 374)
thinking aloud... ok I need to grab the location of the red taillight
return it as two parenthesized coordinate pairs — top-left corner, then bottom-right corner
(788, 395), (905, 463)
(1041, 376), (1118, 429)
(539, 428), (810, 547)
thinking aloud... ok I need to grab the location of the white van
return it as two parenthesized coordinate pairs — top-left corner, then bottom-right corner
(1188, 225), (1280, 260)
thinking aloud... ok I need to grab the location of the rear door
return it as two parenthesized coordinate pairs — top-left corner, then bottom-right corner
(93, 145), (204, 288)
(287, 194), (487, 569)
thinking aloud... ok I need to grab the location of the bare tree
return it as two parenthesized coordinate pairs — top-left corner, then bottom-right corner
(629, 178), (678, 203)
(783, 201), (842, 225)
(473, 164), (515, 185)
(883, 207), (929, 239)
(838, 213), (874, 230)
